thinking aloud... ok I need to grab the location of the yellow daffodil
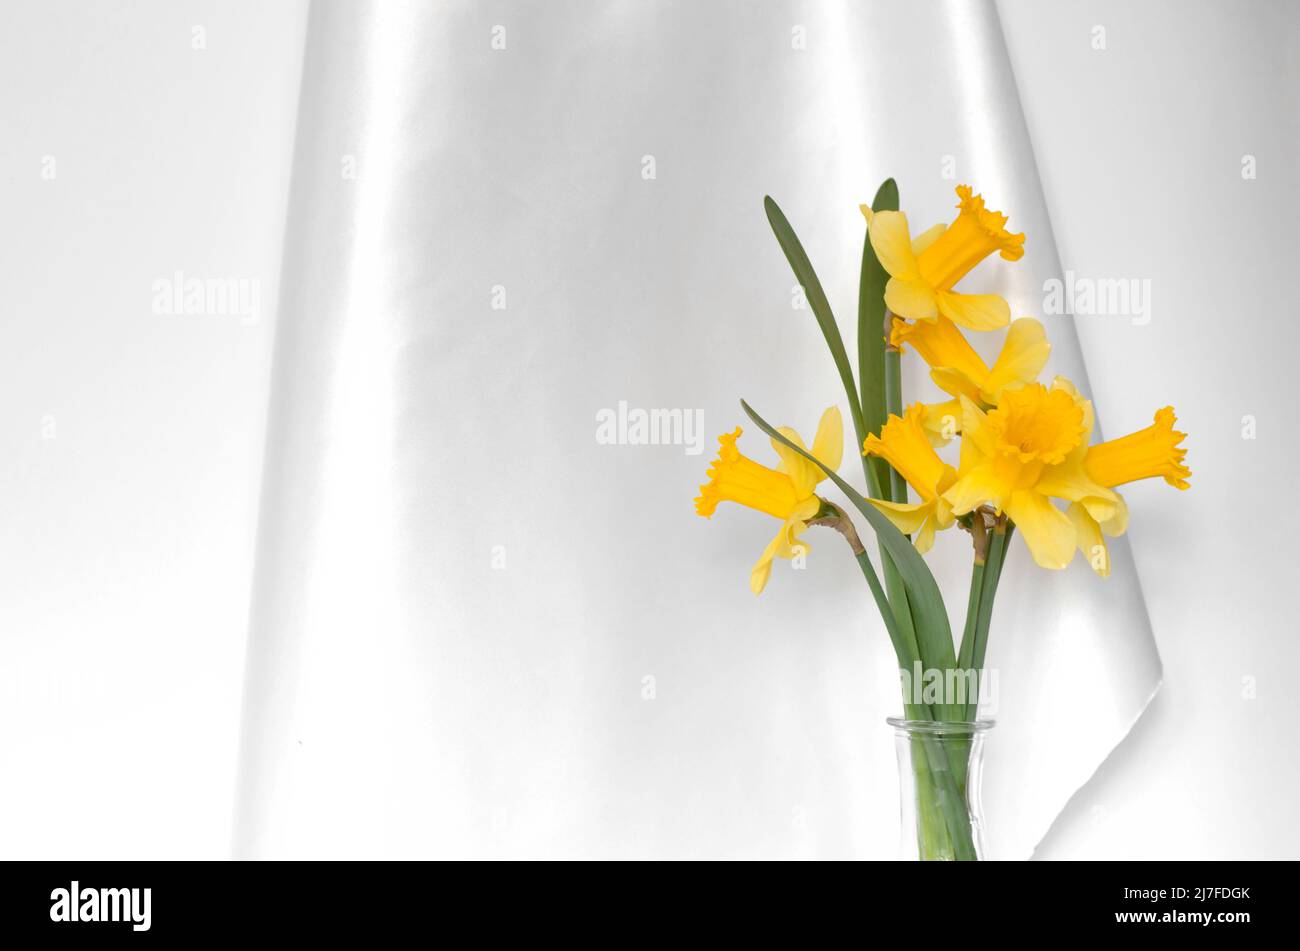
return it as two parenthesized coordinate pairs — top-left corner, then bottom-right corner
(861, 185), (1025, 332)
(695, 407), (843, 594)
(943, 379), (1119, 569)
(1066, 407), (1191, 576)
(894, 314), (1050, 406)
(891, 314), (1051, 445)
(863, 405), (958, 553)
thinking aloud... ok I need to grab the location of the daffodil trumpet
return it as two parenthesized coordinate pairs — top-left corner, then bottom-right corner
(695, 179), (1190, 860)
(863, 184), (1024, 331)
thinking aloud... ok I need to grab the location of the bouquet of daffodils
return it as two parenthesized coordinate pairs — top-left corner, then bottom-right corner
(695, 180), (1190, 859)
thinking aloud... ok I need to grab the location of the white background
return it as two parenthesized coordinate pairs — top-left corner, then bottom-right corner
(0, 0), (1296, 859)
(0, 0), (308, 858)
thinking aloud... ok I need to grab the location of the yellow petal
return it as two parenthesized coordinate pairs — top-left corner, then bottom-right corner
(1067, 501), (1111, 577)
(943, 461), (1004, 516)
(810, 405), (843, 476)
(750, 532), (780, 594)
(859, 204), (874, 227)
(910, 223), (948, 256)
(913, 513), (938, 554)
(862, 406), (948, 501)
(791, 496), (821, 522)
(891, 315), (990, 393)
(982, 318), (1051, 400)
(749, 513), (814, 595)
(771, 409), (841, 499)
(920, 398), (963, 446)
(771, 426), (821, 500)
(868, 210), (919, 280)
(1052, 375), (1082, 400)
(958, 395), (993, 463)
(935, 290), (1010, 331)
(1035, 457), (1120, 522)
(1004, 490), (1075, 570)
(868, 498), (933, 536)
(885, 278), (939, 322)
(1100, 492), (1129, 536)
(930, 367), (984, 403)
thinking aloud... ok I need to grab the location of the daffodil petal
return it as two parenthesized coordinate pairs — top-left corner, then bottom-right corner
(958, 395), (992, 463)
(1035, 458), (1119, 522)
(1100, 492), (1129, 536)
(791, 497), (821, 522)
(810, 406), (843, 476)
(885, 278), (939, 322)
(869, 210), (919, 280)
(1067, 501), (1111, 577)
(910, 223), (947, 257)
(935, 290), (1010, 331)
(921, 399), (963, 446)
(930, 367), (984, 403)
(983, 317), (1051, 399)
(943, 461), (1003, 516)
(913, 514), (938, 554)
(1004, 490), (1076, 570)
(1052, 376), (1082, 400)
(750, 535), (778, 594)
(770, 426), (820, 498)
(749, 516), (812, 594)
(868, 498), (932, 535)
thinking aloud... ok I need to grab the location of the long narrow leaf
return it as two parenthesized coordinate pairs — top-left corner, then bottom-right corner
(763, 196), (866, 448)
(858, 178), (897, 499)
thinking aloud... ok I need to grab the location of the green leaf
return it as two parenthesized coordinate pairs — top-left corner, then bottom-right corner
(859, 179), (897, 502)
(763, 196), (867, 452)
(741, 399), (958, 706)
(850, 548), (918, 674)
(871, 178), (899, 212)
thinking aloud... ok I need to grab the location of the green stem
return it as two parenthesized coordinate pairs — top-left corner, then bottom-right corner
(994, 522), (1015, 586)
(910, 737), (954, 859)
(913, 733), (978, 860)
(967, 523), (1011, 719)
(852, 549), (917, 677)
(852, 527), (975, 859)
(881, 553), (921, 675)
(956, 557), (985, 740)
(882, 346), (908, 505)
(956, 558), (985, 677)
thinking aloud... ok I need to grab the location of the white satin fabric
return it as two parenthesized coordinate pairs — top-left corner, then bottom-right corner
(234, 0), (1159, 859)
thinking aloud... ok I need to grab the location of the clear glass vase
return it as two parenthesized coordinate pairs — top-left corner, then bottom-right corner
(887, 717), (994, 861)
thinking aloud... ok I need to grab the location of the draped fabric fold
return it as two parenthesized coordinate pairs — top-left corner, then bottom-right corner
(234, 0), (1159, 859)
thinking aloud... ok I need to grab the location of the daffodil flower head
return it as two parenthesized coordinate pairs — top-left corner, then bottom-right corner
(944, 378), (1118, 570)
(1067, 406), (1191, 576)
(862, 405), (958, 553)
(695, 406), (843, 594)
(863, 185), (1025, 331)
(891, 315), (1050, 422)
